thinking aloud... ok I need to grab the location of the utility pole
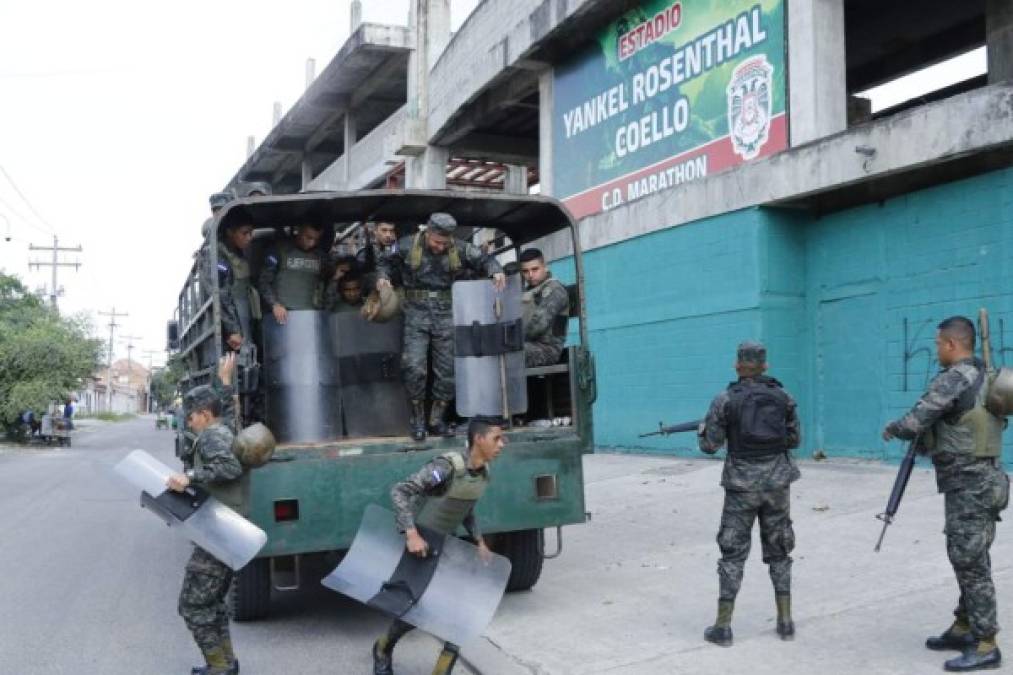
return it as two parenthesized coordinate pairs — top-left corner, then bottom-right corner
(98, 308), (128, 412)
(120, 335), (142, 413)
(29, 235), (82, 311)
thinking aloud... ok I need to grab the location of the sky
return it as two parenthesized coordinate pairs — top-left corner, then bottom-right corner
(0, 1), (982, 369)
(0, 0), (478, 368)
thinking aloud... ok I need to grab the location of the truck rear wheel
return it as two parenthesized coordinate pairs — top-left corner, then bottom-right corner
(495, 529), (544, 592)
(231, 557), (271, 621)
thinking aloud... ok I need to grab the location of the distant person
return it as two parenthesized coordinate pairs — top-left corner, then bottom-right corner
(519, 248), (569, 367)
(257, 224), (326, 325)
(62, 397), (76, 431)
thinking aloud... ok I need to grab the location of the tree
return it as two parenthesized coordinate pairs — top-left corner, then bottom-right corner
(0, 272), (104, 437)
(150, 357), (183, 410)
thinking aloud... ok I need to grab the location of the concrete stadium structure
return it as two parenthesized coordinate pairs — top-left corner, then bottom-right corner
(225, 0), (1013, 461)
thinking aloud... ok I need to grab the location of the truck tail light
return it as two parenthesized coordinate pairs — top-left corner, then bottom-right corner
(274, 499), (299, 522)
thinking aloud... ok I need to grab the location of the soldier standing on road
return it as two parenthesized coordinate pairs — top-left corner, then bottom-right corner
(167, 354), (243, 675)
(519, 248), (570, 367)
(372, 416), (505, 675)
(882, 316), (1008, 672)
(697, 341), (801, 647)
(257, 224), (327, 325)
(376, 213), (505, 441)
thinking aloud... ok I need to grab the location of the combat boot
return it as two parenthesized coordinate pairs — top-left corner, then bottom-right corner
(704, 599), (734, 647)
(410, 400), (427, 442)
(928, 619), (976, 651)
(372, 637), (394, 675)
(428, 400), (452, 437)
(191, 646), (232, 675)
(775, 592), (795, 640)
(944, 636), (1002, 671)
(432, 643), (460, 674)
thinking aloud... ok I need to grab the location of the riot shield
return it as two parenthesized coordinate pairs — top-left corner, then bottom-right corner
(113, 450), (267, 571)
(321, 504), (511, 646)
(453, 275), (527, 417)
(262, 310), (342, 443)
(329, 313), (410, 437)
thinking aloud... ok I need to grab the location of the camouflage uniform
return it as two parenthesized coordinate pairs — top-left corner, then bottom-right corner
(257, 239), (325, 311)
(375, 449), (489, 675)
(522, 273), (569, 367)
(357, 240), (401, 290)
(885, 357), (1009, 641)
(179, 383), (243, 672)
(700, 376), (801, 601)
(199, 241), (253, 345)
(377, 228), (502, 403)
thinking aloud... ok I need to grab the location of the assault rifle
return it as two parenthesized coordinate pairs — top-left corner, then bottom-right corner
(874, 436), (920, 552)
(639, 419), (702, 438)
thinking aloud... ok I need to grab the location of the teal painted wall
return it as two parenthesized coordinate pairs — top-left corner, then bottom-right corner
(561, 166), (1013, 461)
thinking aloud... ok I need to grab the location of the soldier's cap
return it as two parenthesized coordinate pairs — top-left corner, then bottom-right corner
(209, 191), (235, 211)
(426, 212), (457, 234)
(736, 341), (767, 365)
(183, 385), (217, 413)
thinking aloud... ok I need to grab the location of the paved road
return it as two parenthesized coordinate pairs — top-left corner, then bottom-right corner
(0, 416), (454, 675)
(4, 418), (1012, 675)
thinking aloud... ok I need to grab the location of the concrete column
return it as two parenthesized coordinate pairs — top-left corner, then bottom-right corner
(405, 145), (448, 189)
(402, 1), (452, 187)
(538, 68), (554, 196)
(787, 0), (847, 145)
(301, 157), (313, 191)
(350, 0), (362, 31)
(343, 112), (357, 189)
(987, 0), (1013, 84)
(504, 165), (528, 194)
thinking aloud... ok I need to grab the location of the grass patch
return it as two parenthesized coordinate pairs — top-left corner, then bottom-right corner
(78, 412), (137, 422)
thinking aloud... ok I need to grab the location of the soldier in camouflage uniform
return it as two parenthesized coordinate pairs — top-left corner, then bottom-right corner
(357, 221), (400, 290)
(519, 248), (570, 367)
(376, 213), (505, 441)
(883, 316), (1009, 672)
(200, 220), (257, 352)
(257, 224), (327, 325)
(698, 341), (801, 647)
(167, 354), (244, 675)
(372, 417), (505, 675)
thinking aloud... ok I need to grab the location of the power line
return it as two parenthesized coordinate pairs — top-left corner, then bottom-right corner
(0, 165), (57, 234)
(0, 193), (50, 237)
(98, 308), (128, 413)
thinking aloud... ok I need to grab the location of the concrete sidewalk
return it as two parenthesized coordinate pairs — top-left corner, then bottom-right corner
(463, 452), (1013, 674)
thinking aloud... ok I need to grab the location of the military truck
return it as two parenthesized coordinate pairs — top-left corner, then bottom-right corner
(167, 190), (596, 620)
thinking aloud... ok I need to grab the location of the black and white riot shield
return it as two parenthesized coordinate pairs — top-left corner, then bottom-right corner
(329, 312), (410, 437)
(321, 504), (511, 646)
(262, 310), (342, 443)
(452, 276), (527, 417)
(113, 450), (267, 571)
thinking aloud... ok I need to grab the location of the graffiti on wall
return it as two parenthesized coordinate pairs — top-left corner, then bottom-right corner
(902, 316), (1011, 392)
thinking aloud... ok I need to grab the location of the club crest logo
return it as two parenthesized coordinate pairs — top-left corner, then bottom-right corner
(727, 56), (774, 161)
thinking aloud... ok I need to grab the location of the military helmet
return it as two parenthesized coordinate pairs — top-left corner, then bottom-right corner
(183, 384), (217, 413)
(233, 422), (277, 468)
(736, 341), (767, 365)
(209, 191), (235, 211)
(986, 368), (1013, 417)
(426, 212), (457, 234)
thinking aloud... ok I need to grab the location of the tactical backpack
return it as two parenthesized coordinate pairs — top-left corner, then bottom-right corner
(726, 377), (790, 456)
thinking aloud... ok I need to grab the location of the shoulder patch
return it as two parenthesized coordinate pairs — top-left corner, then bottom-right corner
(217, 262), (229, 272)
